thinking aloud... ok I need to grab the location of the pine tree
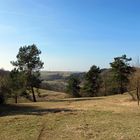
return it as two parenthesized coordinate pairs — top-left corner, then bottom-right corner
(11, 44), (44, 102)
(110, 55), (135, 94)
(67, 75), (81, 97)
(83, 65), (101, 97)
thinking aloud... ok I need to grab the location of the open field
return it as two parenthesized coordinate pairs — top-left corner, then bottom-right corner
(1, 93), (140, 140)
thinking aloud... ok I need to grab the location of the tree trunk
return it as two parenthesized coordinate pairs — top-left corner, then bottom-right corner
(31, 87), (37, 102)
(136, 87), (139, 106)
(120, 80), (124, 94)
(104, 80), (107, 96)
(15, 95), (18, 104)
(137, 80), (140, 106)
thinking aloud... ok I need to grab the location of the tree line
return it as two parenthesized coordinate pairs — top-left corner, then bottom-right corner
(0, 44), (138, 104)
(67, 55), (135, 97)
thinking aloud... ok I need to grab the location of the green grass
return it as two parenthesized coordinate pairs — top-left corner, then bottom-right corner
(1, 93), (140, 140)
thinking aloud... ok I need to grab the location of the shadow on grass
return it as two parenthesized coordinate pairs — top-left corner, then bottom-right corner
(0, 104), (76, 117)
(46, 97), (104, 102)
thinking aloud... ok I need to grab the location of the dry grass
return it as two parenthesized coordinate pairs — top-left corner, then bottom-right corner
(38, 89), (68, 100)
(1, 93), (140, 140)
(7, 89), (68, 103)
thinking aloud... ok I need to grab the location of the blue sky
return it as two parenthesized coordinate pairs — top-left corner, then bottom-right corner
(0, 0), (140, 71)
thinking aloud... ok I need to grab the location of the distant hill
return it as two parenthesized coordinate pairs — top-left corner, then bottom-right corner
(40, 71), (85, 81)
(40, 71), (85, 92)
(40, 69), (114, 94)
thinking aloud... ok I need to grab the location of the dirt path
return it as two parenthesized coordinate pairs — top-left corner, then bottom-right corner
(37, 124), (46, 140)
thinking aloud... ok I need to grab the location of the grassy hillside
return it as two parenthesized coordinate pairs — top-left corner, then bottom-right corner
(7, 89), (68, 103)
(1, 92), (140, 140)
